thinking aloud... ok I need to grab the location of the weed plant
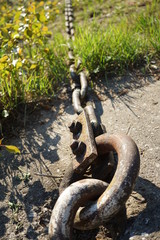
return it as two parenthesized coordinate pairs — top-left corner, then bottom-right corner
(0, 0), (160, 115)
(0, 0), (68, 113)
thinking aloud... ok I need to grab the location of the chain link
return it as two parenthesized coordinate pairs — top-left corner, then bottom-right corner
(65, 0), (103, 137)
(48, 1), (140, 239)
(66, 0), (88, 110)
(57, 1), (109, 196)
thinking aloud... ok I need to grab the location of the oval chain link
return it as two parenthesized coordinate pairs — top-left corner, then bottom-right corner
(49, 1), (140, 239)
(65, 0), (101, 135)
(49, 134), (140, 239)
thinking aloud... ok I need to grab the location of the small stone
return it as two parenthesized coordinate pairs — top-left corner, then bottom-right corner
(150, 64), (158, 70)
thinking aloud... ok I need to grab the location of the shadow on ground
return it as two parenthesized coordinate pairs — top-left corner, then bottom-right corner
(120, 177), (160, 239)
(92, 70), (158, 101)
(0, 97), (73, 239)
(0, 71), (159, 239)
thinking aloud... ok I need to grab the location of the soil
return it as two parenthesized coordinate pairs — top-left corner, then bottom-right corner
(0, 70), (160, 240)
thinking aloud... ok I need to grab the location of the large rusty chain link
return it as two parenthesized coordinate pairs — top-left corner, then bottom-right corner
(49, 1), (140, 239)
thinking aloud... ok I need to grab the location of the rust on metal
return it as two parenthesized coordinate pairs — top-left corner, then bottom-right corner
(49, 0), (141, 239)
(49, 179), (108, 240)
(69, 108), (98, 174)
(59, 108), (108, 193)
(85, 104), (106, 137)
(74, 133), (140, 230)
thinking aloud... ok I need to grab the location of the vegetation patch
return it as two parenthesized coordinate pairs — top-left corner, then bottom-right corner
(0, 0), (68, 113)
(73, 0), (160, 74)
(0, 0), (160, 118)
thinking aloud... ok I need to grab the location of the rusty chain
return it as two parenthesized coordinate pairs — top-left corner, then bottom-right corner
(49, 1), (140, 239)
(65, 0), (104, 137)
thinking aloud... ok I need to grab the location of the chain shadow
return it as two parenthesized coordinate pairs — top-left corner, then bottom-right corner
(93, 72), (155, 99)
(73, 177), (160, 240)
(120, 176), (160, 239)
(92, 72), (155, 117)
(0, 72), (157, 239)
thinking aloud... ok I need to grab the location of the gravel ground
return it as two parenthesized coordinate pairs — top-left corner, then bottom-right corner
(0, 75), (159, 240)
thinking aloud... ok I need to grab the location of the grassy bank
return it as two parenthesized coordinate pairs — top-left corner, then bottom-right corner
(73, 0), (160, 74)
(73, 11), (160, 74)
(0, 0), (160, 116)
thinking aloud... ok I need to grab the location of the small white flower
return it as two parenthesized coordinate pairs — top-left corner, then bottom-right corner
(12, 59), (18, 66)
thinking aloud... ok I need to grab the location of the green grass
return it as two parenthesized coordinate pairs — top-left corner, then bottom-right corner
(73, 17), (160, 74)
(73, 0), (160, 74)
(0, 0), (160, 116)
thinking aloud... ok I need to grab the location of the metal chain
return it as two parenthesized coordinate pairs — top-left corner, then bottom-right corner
(56, 0), (111, 194)
(65, 0), (105, 137)
(49, 134), (140, 239)
(48, 1), (140, 239)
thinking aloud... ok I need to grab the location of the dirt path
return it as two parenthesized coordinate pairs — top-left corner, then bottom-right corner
(0, 77), (160, 240)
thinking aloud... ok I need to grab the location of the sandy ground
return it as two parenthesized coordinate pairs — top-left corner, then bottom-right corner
(0, 74), (160, 240)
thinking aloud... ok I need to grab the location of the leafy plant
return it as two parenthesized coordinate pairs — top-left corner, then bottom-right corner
(0, 0), (68, 112)
(0, 0), (160, 115)
(17, 167), (31, 182)
(8, 201), (21, 213)
(8, 200), (22, 227)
